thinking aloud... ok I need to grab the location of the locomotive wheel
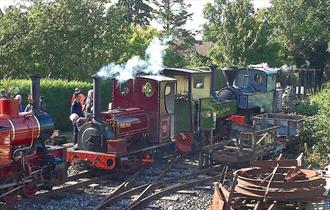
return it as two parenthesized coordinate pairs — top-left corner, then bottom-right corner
(71, 158), (89, 171)
(1, 179), (18, 204)
(20, 182), (37, 198)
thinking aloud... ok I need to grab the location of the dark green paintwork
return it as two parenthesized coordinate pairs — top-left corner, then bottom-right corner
(216, 70), (226, 90)
(200, 98), (237, 129)
(175, 99), (193, 132)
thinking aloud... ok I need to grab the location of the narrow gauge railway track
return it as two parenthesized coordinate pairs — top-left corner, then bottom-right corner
(1, 154), (179, 210)
(0, 169), (133, 210)
(94, 161), (227, 210)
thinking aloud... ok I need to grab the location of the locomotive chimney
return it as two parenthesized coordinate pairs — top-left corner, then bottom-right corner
(29, 74), (41, 114)
(222, 67), (238, 86)
(92, 74), (101, 122)
(209, 65), (218, 98)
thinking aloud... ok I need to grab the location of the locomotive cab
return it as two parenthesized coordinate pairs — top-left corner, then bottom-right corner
(161, 67), (237, 148)
(68, 75), (179, 170)
(162, 68), (213, 134)
(112, 75), (176, 143)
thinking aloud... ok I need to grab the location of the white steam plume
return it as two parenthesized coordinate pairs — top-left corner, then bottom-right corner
(249, 63), (297, 72)
(97, 37), (171, 82)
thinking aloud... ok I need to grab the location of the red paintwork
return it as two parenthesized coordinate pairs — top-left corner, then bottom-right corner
(67, 148), (117, 170)
(0, 99), (40, 166)
(68, 76), (178, 171)
(227, 115), (246, 125)
(107, 139), (127, 156)
(48, 146), (67, 160)
(0, 98), (67, 201)
(174, 132), (192, 153)
(160, 115), (170, 142)
(112, 78), (169, 142)
(0, 116), (40, 146)
(112, 79), (159, 112)
(113, 78), (160, 141)
(0, 99), (19, 116)
(101, 108), (148, 139)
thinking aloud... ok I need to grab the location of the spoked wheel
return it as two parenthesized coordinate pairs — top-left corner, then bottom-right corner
(20, 181), (37, 198)
(1, 179), (18, 204)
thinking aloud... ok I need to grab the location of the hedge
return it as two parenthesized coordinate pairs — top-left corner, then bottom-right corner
(1, 78), (112, 131)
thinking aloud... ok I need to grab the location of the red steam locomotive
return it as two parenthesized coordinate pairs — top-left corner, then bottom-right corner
(67, 75), (191, 170)
(0, 75), (67, 204)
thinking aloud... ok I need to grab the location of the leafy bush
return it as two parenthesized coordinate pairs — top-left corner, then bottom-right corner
(297, 83), (330, 164)
(1, 78), (112, 132)
(293, 100), (319, 116)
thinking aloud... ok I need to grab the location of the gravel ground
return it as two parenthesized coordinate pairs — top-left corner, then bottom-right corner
(6, 156), (217, 210)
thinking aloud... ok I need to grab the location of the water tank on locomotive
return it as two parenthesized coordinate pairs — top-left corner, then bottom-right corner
(217, 67), (277, 115)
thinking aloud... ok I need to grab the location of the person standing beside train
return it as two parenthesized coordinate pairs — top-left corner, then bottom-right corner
(70, 92), (84, 146)
(70, 87), (85, 107)
(83, 89), (93, 117)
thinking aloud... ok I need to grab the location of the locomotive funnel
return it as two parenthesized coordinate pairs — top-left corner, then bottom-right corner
(209, 65), (218, 98)
(29, 74), (41, 114)
(222, 67), (238, 86)
(92, 74), (101, 122)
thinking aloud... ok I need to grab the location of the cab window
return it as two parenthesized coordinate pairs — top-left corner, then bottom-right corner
(119, 82), (129, 96)
(193, 75), (204, 89)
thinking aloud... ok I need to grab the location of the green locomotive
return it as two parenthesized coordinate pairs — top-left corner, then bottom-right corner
(162, 66), (303, 166)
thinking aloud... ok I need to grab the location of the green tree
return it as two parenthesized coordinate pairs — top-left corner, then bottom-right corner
(152, 0), (194, 68)
(153, 0), (193, 41)
(203, 0), (279, 67)
(26, 0), (109, 79)
(117, 0), (154, 26)
(101, 4), (133, 64)
(270, 0), (330, 69)
(121, 26), (159, 62)
(0, 7), (30, 77)
(0, 0), (133, 80)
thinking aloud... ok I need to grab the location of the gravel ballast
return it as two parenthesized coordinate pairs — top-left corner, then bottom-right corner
(6, 157), (218, 210)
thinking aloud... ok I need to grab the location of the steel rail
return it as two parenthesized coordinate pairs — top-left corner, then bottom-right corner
(1, 171), (114, 210)
(124, 155), (182, 210)
(93, 155), (182, 210)
(94, 165), (225, 210)
(92, 165), (148, 210)
(127, 174), (224, 210)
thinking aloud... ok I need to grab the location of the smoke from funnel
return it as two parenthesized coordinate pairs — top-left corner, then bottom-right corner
(97, 37), (171, 82)
(248, 63), (297, 72)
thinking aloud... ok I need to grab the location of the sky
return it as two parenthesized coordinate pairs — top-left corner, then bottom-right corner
(185, 0), (272, 32)
(0, 0), (271, 39)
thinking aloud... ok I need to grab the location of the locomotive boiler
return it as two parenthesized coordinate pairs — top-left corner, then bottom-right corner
(0, 75), (67, 204)
(67, 75), (188, 171)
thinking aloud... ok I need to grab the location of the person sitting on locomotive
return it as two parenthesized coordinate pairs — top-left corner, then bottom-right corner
(24, 93), (32, 112)
(40, 95), (47, 112)
(15, 94), (23, 112)
(82, 89), (93, 117)
(70, 92), (84, 146)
